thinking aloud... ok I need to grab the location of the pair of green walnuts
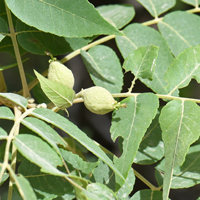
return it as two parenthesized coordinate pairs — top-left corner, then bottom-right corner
(48, 60), (125, 115)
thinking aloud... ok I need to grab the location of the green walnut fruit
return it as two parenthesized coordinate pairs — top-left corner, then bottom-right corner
(48, 61), (74, 89)
(80, 86), (126, 115)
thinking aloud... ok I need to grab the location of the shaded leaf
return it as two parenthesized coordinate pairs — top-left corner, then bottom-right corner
(22, 117), (66, 152)
(81, 45), (123, 93)
(181, 0), (200, 7)
(0, 17), (8, 42)
(0, 165), (9, 186)
(159, 100), (200, 200)
(130, 189), (169, 200)
(11, 172), (37, 200)
(0, 59), (29, 71)
(136, 0), (175, 17)
(31, 108), (126, 185)
(123, 45), (159, 81)
(18, 159), (73, 198)
(97, 4), (135, 29)
(156, 144), (200, 189)
(134, 113), (164, 165)
(158, 11), (200, 57)
(164, 44), (200, 95)
(34, 70), (75, 110)
(111, 93), (159, 186)
(0, 127), (7, 140)
(13, 134), (64, 176)
(0, 106), (14, 120)
(116, 23), (174, 94)
(16, 20), (73, 55)
(0, 93), (28, 110)
(60, 148), (99, 174)
(83, 183), (117, 200)
(5, 0), (122, 37)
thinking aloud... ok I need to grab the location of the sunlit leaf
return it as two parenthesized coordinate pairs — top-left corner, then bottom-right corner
(0, 106), (14, 120)
(0, 127), (7, 140)
(159, 100), (200, 200)
(181, 0), (200, 7)
(81, 45), (123, 93)
(34, 70), (75, 110)
(158, 11), (200, 57)
(116, 23), (174, 94)
(136, 0), (175, 17)
(123, 45), (159, 81)
(13, 134), (64, 176)
(5, 0), (122, 37)
(97, 4), (135, 29)
(111, 93), (159, 187)
(164, 44), (200, 95)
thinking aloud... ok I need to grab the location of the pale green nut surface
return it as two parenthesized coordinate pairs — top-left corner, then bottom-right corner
(81, 86), (117, 115)
(48, 61), (74, 89)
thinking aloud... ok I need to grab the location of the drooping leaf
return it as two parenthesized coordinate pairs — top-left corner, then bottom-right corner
(0, 127), (7, 140)
(116, 23), (174, 94)
(0, 106), (14, 120)
(159, 100), (200, 200)
(158, 11), (200, 57)
(16, 19), (73, 55)
(0, 17), (8, 42)
(31, 108), (126, 185)
(117, 168), (135, 200)
(97, 4), (135, 29)
(82, 183), (117, 200)
(81, 45), (123, 93)
(181, 0), (200, 7)
(34, 70), (75, 110)
(10, 170), (37, 200)
(60, 148), (99, 174)
(156, 144), (200, 189)
(0, 165), (9, 186)
(134, 113), (164, 165)
(129, 189), (169, 200)
(164, 44), (200, 95)
(13, 134), (64, 176)
(110, 93), (159, 186)
(5, 0), (122, 37)
(18, 159), (73, 199)
(22, 117), (66, 152)
(136, 0), (175, 18)
(0, 93), (28, 110)
(123, 45), (159, 81)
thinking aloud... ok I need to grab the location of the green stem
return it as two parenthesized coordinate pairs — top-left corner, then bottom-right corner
(5, 2), (30, 97)
(7, 107), (22, 200)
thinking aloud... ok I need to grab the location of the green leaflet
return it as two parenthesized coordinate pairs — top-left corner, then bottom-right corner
(13, 134), (64, 176)
(158, 11), (200, 57)
(0, 106), (14, 120)
(156, 144), (200, 189)
(181, 0), (200, 7)
(116, 23), (174, 94)
(110, 93), (159, 186)
(18, 159), (73, 199)
(81, 45), (123, 93)
(31, 108), (126, 187)
(0, 127), (7, 140)
(136, 0), (175, 18)
(97, 4), (135, 29)
(134, 113), (164, 165)
(130, 189), (169, 200)
(123, 45), (159, 81)
(34, 70), (75, 110)
(5, 0), (122, 37)
(164, 44), (200, 95)
(159, 100), (200, 200)
(0, 17), (8, 42)
(0, 93), (28, 110)
(10, 168), (37, 200)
